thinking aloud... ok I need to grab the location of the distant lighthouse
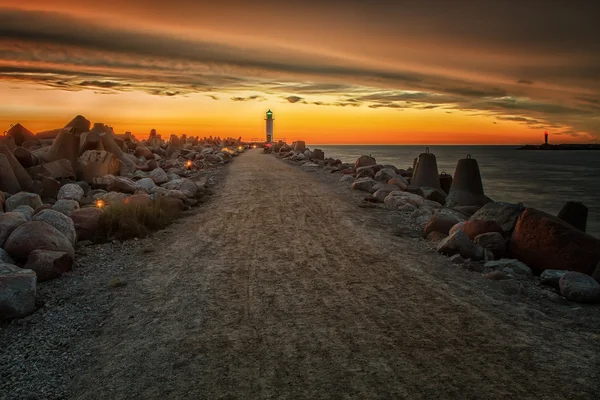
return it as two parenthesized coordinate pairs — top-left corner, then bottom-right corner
(265, 109), (274, 143)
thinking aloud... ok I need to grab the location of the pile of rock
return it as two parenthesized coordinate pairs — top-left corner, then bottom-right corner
(275, 145), (600, 304)
(1, 117), (246, 320)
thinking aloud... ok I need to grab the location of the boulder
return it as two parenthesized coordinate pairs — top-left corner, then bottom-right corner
(0, 212), (28, 246)
(559, 272), (600, 303)
(484, 259), (532, 279)
(339, 175), (354, 184)
(373, 188), (395, 202)
(374, 168), (397, 182)
(423, 212), (463, 237)
(354, 155), (376, 170)
(97, 191), (128, 204)
(301, 162), (319, 170)
(136, 178), (157, 193)
(540, 269), (568, 289)
(4, 221), (74, 262)
(370, 183), (398, 194)
(52, 199), (80, 216)
(5, 192), (43, 212)
(473, 232), (506, 258)
(162, 178), (197, 198)
(437, 230), (484, 260)
(414, 187), (447, 205)
(108, 177), (138, 194)
(134, 146), (154, 159)
(0, 248), (15, 264)
(510, 208), (600, 275)
(0, 263), (36, 320)
(70, 207), (103, 241)
(13, 205), (34, 221)
(351, 177), (377, 192)
(27, 159), (75, 180)
(33, 209), (77, 245)
(388, 177), (409, 190)
(593, 263), (600, 284)
(149, 168), (169, 184)
(460, 219), (503, 240)
(384, 191), (426, 209)
(0, 153), (21, 194)
(57, 183), (85, 202)
(469, 202), (525, 234)
(24, 250), (73, 282)
(78, 150), (120, 183)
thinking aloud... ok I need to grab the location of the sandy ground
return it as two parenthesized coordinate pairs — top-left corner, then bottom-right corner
(2, 149), (600, 399)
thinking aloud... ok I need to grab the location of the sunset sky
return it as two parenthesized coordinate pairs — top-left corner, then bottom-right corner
(0, 0), (598, 144)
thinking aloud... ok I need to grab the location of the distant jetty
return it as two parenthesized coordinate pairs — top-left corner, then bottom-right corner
(517, 143), (600, 150)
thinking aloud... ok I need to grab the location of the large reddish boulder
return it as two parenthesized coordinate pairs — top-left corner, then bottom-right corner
(69, 207), (103, 241)
(460, 219), (503, 240)
(4, 221), (74, 262)
(509, 208), (600, 275)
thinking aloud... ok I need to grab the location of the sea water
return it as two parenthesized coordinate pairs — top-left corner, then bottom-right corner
(313, 145), (600, 238)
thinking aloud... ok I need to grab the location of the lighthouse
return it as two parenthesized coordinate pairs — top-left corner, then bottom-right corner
(265, 109), (274, 143)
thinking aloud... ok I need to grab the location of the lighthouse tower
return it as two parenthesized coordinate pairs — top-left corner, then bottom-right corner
(265, 109), (274, 143)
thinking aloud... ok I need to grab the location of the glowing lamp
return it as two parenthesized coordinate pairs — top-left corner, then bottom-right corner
(238, 146), (243, 151)
(95, 199), (105, 209)
(185, 160), (193, 169)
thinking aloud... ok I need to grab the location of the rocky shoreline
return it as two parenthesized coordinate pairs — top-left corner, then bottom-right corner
(1, 116), (245, 321)
(267, 141), (600, 305)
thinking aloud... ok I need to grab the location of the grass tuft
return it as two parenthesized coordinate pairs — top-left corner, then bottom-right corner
(97, 197), (181, 241)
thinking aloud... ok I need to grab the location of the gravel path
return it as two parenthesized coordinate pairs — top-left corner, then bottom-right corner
(2, 149), (599, 399)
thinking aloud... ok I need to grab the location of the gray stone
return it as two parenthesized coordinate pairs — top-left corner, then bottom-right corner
(12, 205), (34, 221)
(437, 230), (484, 260)
(149, 168), (169, 185)
(32, 209), (77, 245)
(559, 271), (600, 303)
(0, 248), (15, 264)
(57, 183), (85, 202)
(339, 175), (354, 184)
(52, 199), (80, 216)
(540, 269), (568, 289)
(473, 232), (506, 258)
(161, 178), (197, 198)
(484, 259), (532, 279)
(370, 183), (399, 194)
(0, 212), (28, 246)
(136, 177), (157, 193)
(374, 167), (397, 182)
(5, 192), (43, 212)
(469, 202), (526, 233)
(0, 263), (36, 320)
(351, 177), (377, 193)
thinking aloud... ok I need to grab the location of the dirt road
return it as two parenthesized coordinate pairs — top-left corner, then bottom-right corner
(58, 150), (598, 398)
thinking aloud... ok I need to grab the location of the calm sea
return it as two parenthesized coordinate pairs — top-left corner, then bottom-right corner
(313, 145), (600, 238)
